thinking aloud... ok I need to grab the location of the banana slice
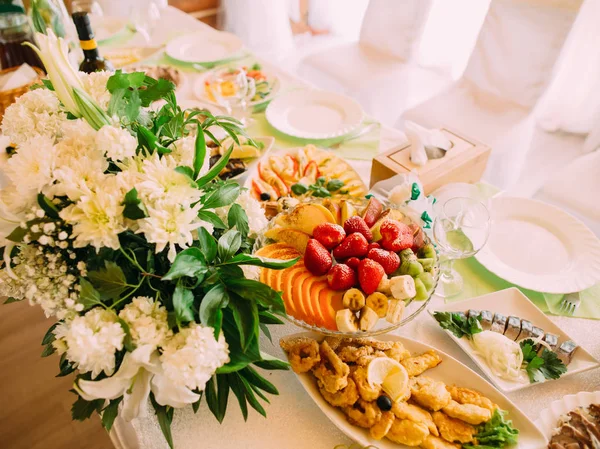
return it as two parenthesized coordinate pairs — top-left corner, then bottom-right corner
(366, 292), (389, 318)
(386, 299), (405, 324)
(336, 309), (359, 332)
(377, 277), (391, 295)
(359, 306), (379, 331)
(343, 288), (366, 311)
(389, 275), (416, 300)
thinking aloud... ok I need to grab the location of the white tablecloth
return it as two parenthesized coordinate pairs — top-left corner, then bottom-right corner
(109, 7), (600, 449)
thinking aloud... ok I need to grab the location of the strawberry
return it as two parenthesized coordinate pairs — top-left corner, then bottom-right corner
(313, 223), (346, 249)
(380, 220), (413, 252)
(409, 223), (425, 253)
(367, 248), (400, 274)
(304, 239), (332, 275)
(358, 258), (385, 294)
(327, 264), (357, 290)
(333, 233), (369, 259)
(345, 257), (361, 270)
(367, 242), (381, 251)
(343, 216), (373, 241)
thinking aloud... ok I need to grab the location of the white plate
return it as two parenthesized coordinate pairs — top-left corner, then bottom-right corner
(166, 31), (244, 64)
(90, 15), (129, 44)
(429, 288), (600, 392)
(536, 390), (600, 442)
(192, 70), (281, 107)
(265, 89), (364, 140)
(284, 331), (547, 449)
(475, 197), (600, 293)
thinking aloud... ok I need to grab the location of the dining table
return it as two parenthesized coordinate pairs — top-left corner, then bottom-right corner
(101, 6), (600, 449)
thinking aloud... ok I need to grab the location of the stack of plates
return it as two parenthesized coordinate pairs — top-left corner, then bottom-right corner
(165, 30), (245, 67)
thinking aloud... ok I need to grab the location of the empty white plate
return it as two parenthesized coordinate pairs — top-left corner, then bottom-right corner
(166, 31), (244, 64)
(475, 197), (600, 293)
(265, 89), (364, 140)
(90, 15), (129, 44)
(430, 288), (600, 393)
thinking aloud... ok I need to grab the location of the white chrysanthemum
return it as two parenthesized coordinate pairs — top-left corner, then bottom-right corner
(137, 201), (206, 261)
(1, 88), (67, 146)
(51, 156), (108, 201)
(137, 153), (202, 206)
(215, 190), (268, 238)
(53, 307), (125, 378)
(96, 125), (137, 161)
(80, 71), (112, 110)
(170, 136), (210, 175)
(160, 323), (229, 391)
(59, 180), (126, 250)
(54, 119), (104, 164)
(5, 135), (56, 195)
(118, 296), (172, 347)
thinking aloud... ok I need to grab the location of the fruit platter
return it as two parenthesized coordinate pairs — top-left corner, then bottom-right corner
(246, 145), (368, 219)
(254, 197), (439, 335)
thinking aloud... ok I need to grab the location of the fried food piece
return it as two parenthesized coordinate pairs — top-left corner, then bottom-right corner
(337, 344), (373, 363)
(420, 434), (461, 449)
(410, 377), (452, 411)
(442, 400), (492, 425)
(343, 399), (382, 429)
(385, 341), (411, 362)
(343, 337), (395, 351)
(401, 350), (442, 377)
(370, 411), (395, 440)
(432, 411), (476, 444)
(446, 385), (496, 413)
(319, 378), (359, 407)
(393, 401), (438, 436)
(386, 418), (430, 446)
(351, 365), (381, 401)
(355, 351), (387, 366)
(279, 337), (320, 373)
(324, 336), (342, 351)
(313, 340), (350, 393)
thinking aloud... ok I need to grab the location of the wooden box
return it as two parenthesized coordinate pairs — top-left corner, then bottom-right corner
(370, 128), (491, 194)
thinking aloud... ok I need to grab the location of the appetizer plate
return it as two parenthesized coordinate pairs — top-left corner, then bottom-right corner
(192, 70), (281, 107)
(221, 136), (275, 182)
(430, 288), (599, 392)
(285, 331), (547, 449)
(535, 390), (600, 441)
(475, 197), (600, 293)
(265, 90), (364, 140)
(166, 31), (244, 64)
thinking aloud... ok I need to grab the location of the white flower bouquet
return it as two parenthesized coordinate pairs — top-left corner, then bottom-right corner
(0, 31), (296, 447)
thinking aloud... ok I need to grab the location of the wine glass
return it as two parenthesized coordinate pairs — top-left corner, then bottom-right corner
(206, 67), (256, 124)
(129, 0), (161, 44)
(433, 197), (490, 298)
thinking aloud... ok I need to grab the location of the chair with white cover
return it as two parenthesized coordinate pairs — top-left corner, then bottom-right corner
(400, 0), (583, 193)
(296, 0), (452, 126)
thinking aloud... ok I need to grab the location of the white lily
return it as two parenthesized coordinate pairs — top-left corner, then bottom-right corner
(75, 345), (200, 421)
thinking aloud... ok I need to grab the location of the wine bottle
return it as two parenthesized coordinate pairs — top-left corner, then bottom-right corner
(71, 11), (114, 73)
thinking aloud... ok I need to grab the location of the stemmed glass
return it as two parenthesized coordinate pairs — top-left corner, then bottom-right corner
(206, 68), (256, 124)
(433, 197), (490, 298)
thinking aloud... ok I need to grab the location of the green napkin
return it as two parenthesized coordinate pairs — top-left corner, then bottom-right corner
(543, 284), (600, 320)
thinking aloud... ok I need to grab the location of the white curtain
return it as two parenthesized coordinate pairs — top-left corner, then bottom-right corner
(535, 0), (600, 136)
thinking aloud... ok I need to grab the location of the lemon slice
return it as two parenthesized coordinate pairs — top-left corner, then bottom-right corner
(367, 357), (409, 402)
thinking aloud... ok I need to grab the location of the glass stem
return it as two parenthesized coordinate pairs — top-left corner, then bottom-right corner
(440, 257), (455, 279)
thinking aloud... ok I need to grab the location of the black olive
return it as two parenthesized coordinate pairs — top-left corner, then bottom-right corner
(377, 395), (392, 411)
(260, 192), (271, 201)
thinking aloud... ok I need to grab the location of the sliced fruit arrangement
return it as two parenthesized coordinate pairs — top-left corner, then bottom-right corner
(256, 199), (438, 333)
(247, 145), (368, 218)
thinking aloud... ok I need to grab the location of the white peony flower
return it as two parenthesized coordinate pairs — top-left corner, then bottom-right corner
(170, 136), (210, 176)
(118, 296), (172, 347)
(96, 125), (137, 161)
(80, 71), (112, 110)
(1, 88), (67, 146)
(160, 324), (229, 392)
(53, 307), (125, 378)
(54, 119), (104, 162)
(59, 179), (126, 251)
(5, 135), (56, 196)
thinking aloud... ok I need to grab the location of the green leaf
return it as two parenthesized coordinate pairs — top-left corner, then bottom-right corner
(37, 193), (60, 219)
(196, 146), (234, 188)
(139, 78), (176, 107)
(228, 374), (249, 421)
(150, 393), (174, 449)
(122, 188), (149, 220)
(205, 375), (229, 423)
(220, 253), (299, 269)
(78, 278), (103, 311)
(241, 366), (278, 395)
(201, 182), (240, 210)
(106, 70), (131, 92)
(71, 395), (104, 421)
(107, 89), (127, 117)
(432, 311), (482, 339)
(124, 89), (141, 122)
(162, 247), (207, 281)
(199, 283), (229, 328)
(42, 79), (54, 91)
(228, 293), (259, 351)
(259, 323), (272, 342)
(6, 226), (26, 243)
(228, 278), (286, 316)
(101, 397), (123, 431)
(57, 354), (76, 377)
(227, 204), (249, 238)
(291, 183), (308, 195)
(197, 227), (217, 263)
(41, 323), (58, 345)
(217, 312), (261, 373)
(258, 311), (284, 325)
(538, 349), (567, 380)
(30, 3), (47, 34)
(41, 344), (55, 357)
(326, 179), (344, 192)
(192, 392), (203, 413)
(217, 230), (242, 262)
(3, 296), (21, 304)
(175, 165), (194, 180)
(197, 210), (227, 229)
(239, 376), (266, 417)
(173, 285), (195, 324)
(525, 357), (546, 383)
(88, 261), (128, 300)
(254, 352), (290, 371)
(193, 128), (207, 179)
(519, 339), (538, 363)
(118, 318), (136, 352)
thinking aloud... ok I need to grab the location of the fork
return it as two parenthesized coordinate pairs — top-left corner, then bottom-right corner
(558, 292), (581, 316)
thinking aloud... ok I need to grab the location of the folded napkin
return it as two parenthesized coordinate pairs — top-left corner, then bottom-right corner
(544, 285), (600, 320)
(0, 64), (37, 91)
